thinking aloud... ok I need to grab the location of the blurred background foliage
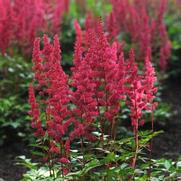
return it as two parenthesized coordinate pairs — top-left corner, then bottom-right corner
(0, 53), (32, 145)
(165, 1), (181, 77)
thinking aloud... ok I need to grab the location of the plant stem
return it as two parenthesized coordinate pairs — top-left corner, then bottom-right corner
(148, 107), (154, 178)
(132, 123), (139, 168)
(81, 136), (85, 166)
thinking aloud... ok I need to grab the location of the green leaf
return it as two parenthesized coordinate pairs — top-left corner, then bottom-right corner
(102, 152), (116, 164)
(176, 161), (181, 167)
(81, 159), (101, 176)
(164, 160), (171, 170)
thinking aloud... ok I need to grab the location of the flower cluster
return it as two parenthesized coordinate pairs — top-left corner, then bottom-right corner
(107, 0), (171, 70)
(30, 34), (72, 173)
(0, 0), (13, 55)
(28, 83), (44, 137)
(126, 48), (158, 128)
(29, 20), (158, 174)
(0, 0), (69, 55)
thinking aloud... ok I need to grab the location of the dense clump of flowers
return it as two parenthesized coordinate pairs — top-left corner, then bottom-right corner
(125, 48), (158, 167)
(71, 20), (124, 141)
(0, 0), (69, 55)
(126, 49), (145, 128)
(45, 0), (69, 34)
(72, 20), (83, 70)
(28, 83), (44, 137)
(13, 0), (46, 54)
(0, 0), (13, 54)
(29, 20), (158, 173)
(143, 48), (158, 130)
(107, 0), (171, 70)
(30, 34), (72, 174)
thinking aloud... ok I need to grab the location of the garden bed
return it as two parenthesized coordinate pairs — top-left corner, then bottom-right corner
(0, 77), (181, 181)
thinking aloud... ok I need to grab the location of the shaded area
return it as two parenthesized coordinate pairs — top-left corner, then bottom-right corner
(153, 77), (181, 159)
(0, 141), (28, 181)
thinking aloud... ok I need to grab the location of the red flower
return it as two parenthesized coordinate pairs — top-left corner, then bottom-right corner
(72, 20), (83, 70)
(0, 0), (13, 54)
(84, 19), (123, 121)
(28, 83), (44, 137)
(126, 49), (146, 127)
(50, 0), (69, 34)
(49, 142), (60, 154)
(62, 167), (69, 175)
(70, 20), (127, 142)
(30, 35), (72, 162)
(0, 0), (70, 55)
(144, 48), (158, 110)
(107, 0), (171, 70)
(59, 157), (70, 164)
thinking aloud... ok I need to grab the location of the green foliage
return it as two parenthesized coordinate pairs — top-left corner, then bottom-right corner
(86, 0), (112, 17)
(154, 103), (171, 123)
(17, 156), (53, 181)
(69, 0), (112, 18)
(0, 53), (32, 145)
(18, 131), (181, 180)
(60, 17), (75, 69)
(165, 2), (181, 77)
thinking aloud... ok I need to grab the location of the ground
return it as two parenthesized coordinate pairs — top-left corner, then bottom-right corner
(0, 142), (27, 181)
(153, 77), (181, 159)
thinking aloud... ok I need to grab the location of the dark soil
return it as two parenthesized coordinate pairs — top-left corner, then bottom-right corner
(152, 77), (181, 159)
(0, 78), (181, 181)
(0, 141), (28, 181)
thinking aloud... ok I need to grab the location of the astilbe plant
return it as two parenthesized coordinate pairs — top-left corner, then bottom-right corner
(13, 0), (46, 55)
(107, 0), (171, 70)
(126, 48), (158, 168)
(45, 0), (69, 34)
(0, 0), (69, 56)
(29, 20), (158, 178)
(29, 35), (72, 176)
(0, 0), (13, 55)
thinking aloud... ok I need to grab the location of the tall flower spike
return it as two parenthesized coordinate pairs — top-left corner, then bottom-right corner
(126, 49), (147, 168)
(126, 49), (138, 85)
(144, 48), (158, 108)
(73, 20), (83, 69)
(144, 48), (158, 130)
(71, 59), (98, 124)
(84, 20), (124, 141)
(28, 83), (44, 137)
(106, 12), (119, 41)
(51, 0), (65, 34)
(31, 35), (72, 172)
(71, 31), (98, 140)
(45, 35), (70, 132)
(108, 0), (170, 70)
(0, 0), (70, 55)
(0, 0), (13, 54)
(126, 49), (145, 127)
(32, 37), (46, 88)
(117, 46), (126, 100)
